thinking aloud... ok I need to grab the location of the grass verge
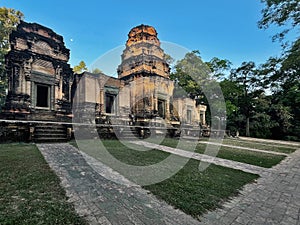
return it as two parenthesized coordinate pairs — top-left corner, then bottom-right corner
(0, 143), (87, 225)
(221, 138), (297, 153)
(144, 159), (258, 219)
(160, 138), (286, 168)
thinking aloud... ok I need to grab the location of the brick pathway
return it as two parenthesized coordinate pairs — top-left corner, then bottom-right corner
(38, 141), (300, 225)
(199, 149), (300, 225)
(38, 143), (200, 225)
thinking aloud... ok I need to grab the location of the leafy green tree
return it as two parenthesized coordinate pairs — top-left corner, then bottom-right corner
(219, 79), (243, 134)
(258, 0), (300, 140)
(170, 51), (226, 129)
(206, 57), (232, 80)
(258, 0), (299, 41)
(0, 7), (24, 108)
(230, 62), (264, 136)
(73, 60), (87, 74)
(164, 53), (175, 66)
(170, 50), (211, 101)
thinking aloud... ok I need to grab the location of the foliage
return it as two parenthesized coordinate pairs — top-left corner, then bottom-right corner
(206, 57), (232, 79)
(258, 0), (300, 41)
(91, 68), (103, 74)
(0, 7), (24, 109)
(229, 62), (264, 136)
(73, 60), (87, 74)
(170, 50), (212, 102)
(163, 53), (175, 66)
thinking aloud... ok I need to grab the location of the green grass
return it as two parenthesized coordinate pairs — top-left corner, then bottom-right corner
(102, 140), (171, 166)
(201, 145), (285, 168)
(0, 143), (87, 225)
(70, 139), (170, 166)
(71, 139), (258, 219)
(144, 159), (258, 219)
(158, 138), (286, 168)
(221, 138), (297, 153)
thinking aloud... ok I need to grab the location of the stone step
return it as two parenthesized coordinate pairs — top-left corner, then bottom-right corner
(34, 133), (67, 137)
(34, 137), (68, 143)
(35, 128), (66, 133)
(33, 123), (68, 143)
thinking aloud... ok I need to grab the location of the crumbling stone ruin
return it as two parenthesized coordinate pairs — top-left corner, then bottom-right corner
(3, 21), (73, 120)
(1, 22), (207, 141)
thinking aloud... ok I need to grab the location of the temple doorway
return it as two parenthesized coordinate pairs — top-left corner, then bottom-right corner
(36, 84), (50, 108)
(158, 99), (165, 118)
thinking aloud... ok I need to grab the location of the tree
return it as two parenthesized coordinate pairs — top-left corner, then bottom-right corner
(91, 68), (103, 74)
(164, 53), (175, 66)
(258, 0), (300, 140)
(219, 78), (243, 134)
(170, 50), (211, 101)
(230, 62), (264, 136)
(258, 0), (300, 41)
(206, 57), (232, 80)
(170, 51), (226, 129)
(0, 7), (24, 108)
(73, 60), (87, 74)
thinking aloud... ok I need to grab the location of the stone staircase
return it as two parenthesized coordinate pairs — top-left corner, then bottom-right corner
(115, 126), (140, 140)
(34, 124), (68, 142)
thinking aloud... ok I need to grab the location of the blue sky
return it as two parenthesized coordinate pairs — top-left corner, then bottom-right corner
(2, 0), (296, 74)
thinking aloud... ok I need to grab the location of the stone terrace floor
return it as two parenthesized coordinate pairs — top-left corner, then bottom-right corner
(38, 139), (300, 225)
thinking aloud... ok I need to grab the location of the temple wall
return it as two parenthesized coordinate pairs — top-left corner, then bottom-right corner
(173, 98), (202, 125)
(4, 21), (73, 114)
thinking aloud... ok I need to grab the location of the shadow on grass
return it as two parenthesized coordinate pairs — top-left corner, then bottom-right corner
(0, 143), (87, 225)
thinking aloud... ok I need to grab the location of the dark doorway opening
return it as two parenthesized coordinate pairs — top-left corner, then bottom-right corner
(187, 109), (192, 124)
(36, 85), (49, 108)
(105, 94), (115, 114)
(158, 99), (165, 118)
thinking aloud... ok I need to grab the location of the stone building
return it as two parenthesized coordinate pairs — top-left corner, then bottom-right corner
(3, 21), (73, 121)
(1, 22), (207, 140)
(73, 24), (207, 137)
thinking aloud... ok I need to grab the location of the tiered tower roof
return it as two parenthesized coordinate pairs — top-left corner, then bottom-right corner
(117, 24), (170, 80)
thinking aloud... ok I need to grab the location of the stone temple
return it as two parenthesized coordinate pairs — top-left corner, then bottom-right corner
(3, 21), (73, 120)
(1, 22), (207, 141)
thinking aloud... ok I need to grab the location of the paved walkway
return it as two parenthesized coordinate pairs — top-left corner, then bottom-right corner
(199, 148), (300, 225)
(38, 143), (200, 225)
(130, 141), (270, 176)
(38, 142), (300, 225)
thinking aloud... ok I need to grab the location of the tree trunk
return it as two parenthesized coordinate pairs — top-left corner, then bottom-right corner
(246, 117), (250, 137)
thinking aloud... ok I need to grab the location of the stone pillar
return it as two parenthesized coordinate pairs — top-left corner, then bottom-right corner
(50, 85), (54, 110)
(166, 99), (170, 120)
(31, 81), (35, 107)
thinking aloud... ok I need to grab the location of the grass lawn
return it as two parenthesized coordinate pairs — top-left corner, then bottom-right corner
(0, 143), (87, 225)
(221, 138), (297, 154)
(72, 139), (258, 219)
(159, 138), (286, 168)
(144, 159), (258, 219)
